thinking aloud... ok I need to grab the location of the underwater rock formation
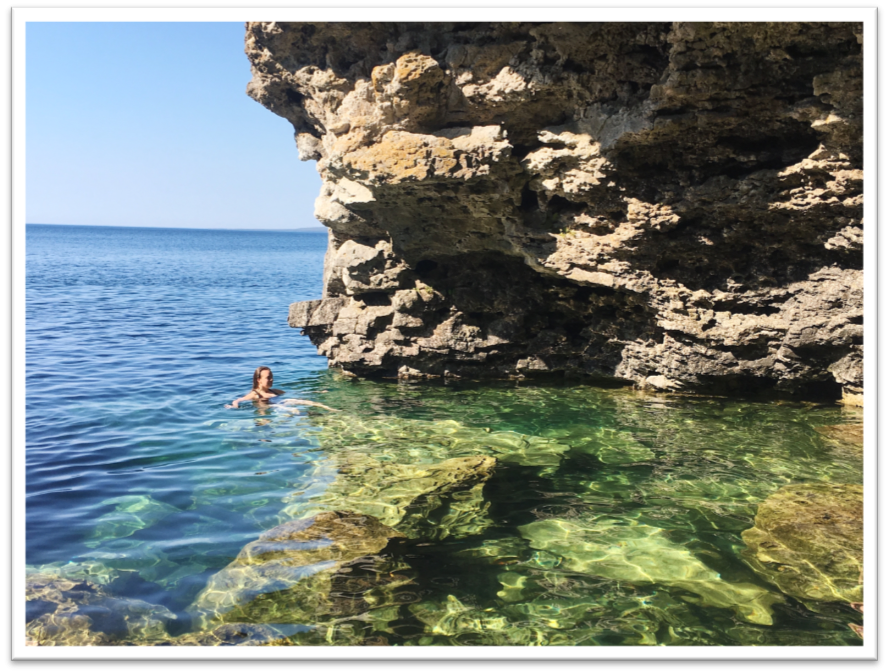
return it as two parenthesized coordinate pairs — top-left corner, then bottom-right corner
(163, 622), (294, 646)
(814, 423), (863, 457)
(310, 413), (570, 467)
(741, 482), (863, 604)
(192, 449), (497, 628)
(288, 454), (497, 532)
(85, 494), (181, 548)
(25, 571), (176, 646)
(520, 517), (783, 625)
(246, 21), (863, 401)
(190, 510), (405, 625)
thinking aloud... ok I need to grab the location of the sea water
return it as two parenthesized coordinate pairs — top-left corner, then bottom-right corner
(25, 223), (863, 646)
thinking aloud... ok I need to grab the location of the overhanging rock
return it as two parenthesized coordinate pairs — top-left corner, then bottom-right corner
(288, 298), (346, 328)
(249, 22), (864, 401)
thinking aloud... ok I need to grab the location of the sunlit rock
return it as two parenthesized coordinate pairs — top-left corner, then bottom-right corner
(520, 517), (782, 625)
(571, 427), (655, 464)
(190, 510), (403, 624)
(741, 482), (863, 603)
(281, 451), (497, 532)
(407, 591), (674, 646)
(409, 594), (516, 641)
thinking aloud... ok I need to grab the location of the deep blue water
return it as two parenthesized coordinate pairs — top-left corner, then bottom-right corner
(26, 225), (329, 566)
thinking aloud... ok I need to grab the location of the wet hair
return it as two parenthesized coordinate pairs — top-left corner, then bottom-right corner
(252, 366), (273, 391)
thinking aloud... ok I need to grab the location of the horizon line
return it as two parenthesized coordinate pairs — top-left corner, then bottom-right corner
(26, 222), (328, 233)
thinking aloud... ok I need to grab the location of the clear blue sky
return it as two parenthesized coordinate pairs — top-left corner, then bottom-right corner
(26, 22), (323, 230)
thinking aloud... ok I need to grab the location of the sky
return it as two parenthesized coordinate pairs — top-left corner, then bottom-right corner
(26, 22), (323, 230)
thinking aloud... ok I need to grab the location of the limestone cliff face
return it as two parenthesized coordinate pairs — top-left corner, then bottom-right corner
(246, 22), (863, 401)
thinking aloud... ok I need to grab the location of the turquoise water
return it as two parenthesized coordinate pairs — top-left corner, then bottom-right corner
(25, 224), (863, 646)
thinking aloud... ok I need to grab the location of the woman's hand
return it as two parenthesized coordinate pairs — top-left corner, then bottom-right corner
(227, 391), (260, 409)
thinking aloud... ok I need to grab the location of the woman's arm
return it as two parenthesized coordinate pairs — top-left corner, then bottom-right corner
(226, 390), (258, 409)
(281, 398), (340, 412)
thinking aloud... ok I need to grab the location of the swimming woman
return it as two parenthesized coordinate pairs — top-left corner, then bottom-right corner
(226, 366), (339, 411)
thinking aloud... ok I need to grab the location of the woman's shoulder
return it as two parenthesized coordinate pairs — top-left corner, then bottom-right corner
(270, 388), (285, 396)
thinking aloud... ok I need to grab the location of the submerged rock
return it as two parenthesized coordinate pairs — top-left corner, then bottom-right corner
(307, 455), (496, 532)
(519, 517), (782, 625)
(570, 427), (655, 464)
(409, 594), (524, 644)
(190, 420), (502, 634)
(163, 623), (292, 646)
(85, 495), (181, 548)
(190, 510), (404, 623)
(306, 413), (570, 470)
(25, 571), (176, 646)
(815, 424), (864, 457)
(280, 413), (572, 542)
(741, 482), (863, 603)
(405, 480), (492, 541)
(406, 589), (713, 646)
(215, 553), (412, 637)
(26, 558), (123, 588)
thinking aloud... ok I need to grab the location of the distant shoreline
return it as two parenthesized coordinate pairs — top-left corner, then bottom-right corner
(26, 222), (328, 233)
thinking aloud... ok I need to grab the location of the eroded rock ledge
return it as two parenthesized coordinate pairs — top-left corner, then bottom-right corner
(246, 22), (863, 401)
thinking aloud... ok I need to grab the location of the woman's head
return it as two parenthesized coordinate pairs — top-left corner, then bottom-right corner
(252, 366), (273, 390)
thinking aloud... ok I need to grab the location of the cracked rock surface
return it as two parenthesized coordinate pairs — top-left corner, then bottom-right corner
(246, 21), (863, 401)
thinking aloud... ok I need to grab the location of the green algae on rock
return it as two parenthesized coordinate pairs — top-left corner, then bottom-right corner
(406, 589), (716, 646)
(409, 594), (542, 645)
(741, 482), (863, 604)
(280, 453), (497, 533)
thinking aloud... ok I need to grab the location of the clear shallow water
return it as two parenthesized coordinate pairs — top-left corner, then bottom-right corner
(26, 224), (863, 646)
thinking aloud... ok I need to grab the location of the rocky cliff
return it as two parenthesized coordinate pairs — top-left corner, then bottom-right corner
(245, 22), (863, 402)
